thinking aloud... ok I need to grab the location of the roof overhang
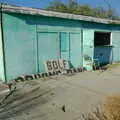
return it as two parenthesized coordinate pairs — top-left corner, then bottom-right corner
(1, 4), (120, 25)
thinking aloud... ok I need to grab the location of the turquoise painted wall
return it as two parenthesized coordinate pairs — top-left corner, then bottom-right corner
(111, 25), (120, 62)
(112, 31), (120, 62)
(60, 32), (70, 61)
(0, 22), (5, 81)
(3, 13), (37, 81)
(83, 29), (94, 70)
(2, 12), (120, 81)
(70, 32), (82, 68)
(37, 32), (60, 72)
(60, 32), (82, 68)
(2, 12), (83, 81)
(35, 15), (82, 69)
(83, 21), (120, 64)
(34, 16), (82, 70)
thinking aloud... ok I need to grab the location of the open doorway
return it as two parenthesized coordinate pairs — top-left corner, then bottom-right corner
(94, 31), (112, 64)
(94, 32), (111, 46)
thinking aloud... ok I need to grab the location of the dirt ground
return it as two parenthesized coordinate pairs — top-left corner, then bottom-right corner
(0, 64), (120, 120)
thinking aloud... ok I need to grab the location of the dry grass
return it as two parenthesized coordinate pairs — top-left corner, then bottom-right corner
(80, 95), (120, 120)
(103, 95), (120, 120)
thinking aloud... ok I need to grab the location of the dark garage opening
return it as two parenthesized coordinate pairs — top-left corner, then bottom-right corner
(94, 32), (111, 46)
(94, 31), (112, 65)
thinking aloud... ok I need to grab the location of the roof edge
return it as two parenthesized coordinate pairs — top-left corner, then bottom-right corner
(1, 4), (120, 25)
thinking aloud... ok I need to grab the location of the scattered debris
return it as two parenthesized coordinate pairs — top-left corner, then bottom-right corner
(62, 104), (66, 112)
(0, 89), (16, 106)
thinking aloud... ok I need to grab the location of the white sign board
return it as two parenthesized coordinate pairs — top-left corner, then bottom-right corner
(44, 59), (69, 72)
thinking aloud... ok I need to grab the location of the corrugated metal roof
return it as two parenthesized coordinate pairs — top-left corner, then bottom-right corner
(1, 4), (120, 25)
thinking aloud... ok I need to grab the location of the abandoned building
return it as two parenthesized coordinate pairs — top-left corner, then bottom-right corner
(0, 4), (120, 82)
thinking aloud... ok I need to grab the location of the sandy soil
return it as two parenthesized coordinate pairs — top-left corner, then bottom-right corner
(0, 64), (120, 120)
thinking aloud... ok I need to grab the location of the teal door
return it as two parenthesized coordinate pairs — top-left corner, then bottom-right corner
(70, 32), (82, 68)
(37, 32), (59, 72)
(83, 29), (94, 70)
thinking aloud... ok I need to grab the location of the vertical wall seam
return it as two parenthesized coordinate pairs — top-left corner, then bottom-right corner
(111, 31), (113, 63)
(68, 32), (70, 61)
(81, 22), (84, 68)
(0, 4), (7, 82)
(57, 32), (60, 59)
(36, 25), (39, 73)
(81, 28), (83, 68)
(58, 32), (61, 59)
